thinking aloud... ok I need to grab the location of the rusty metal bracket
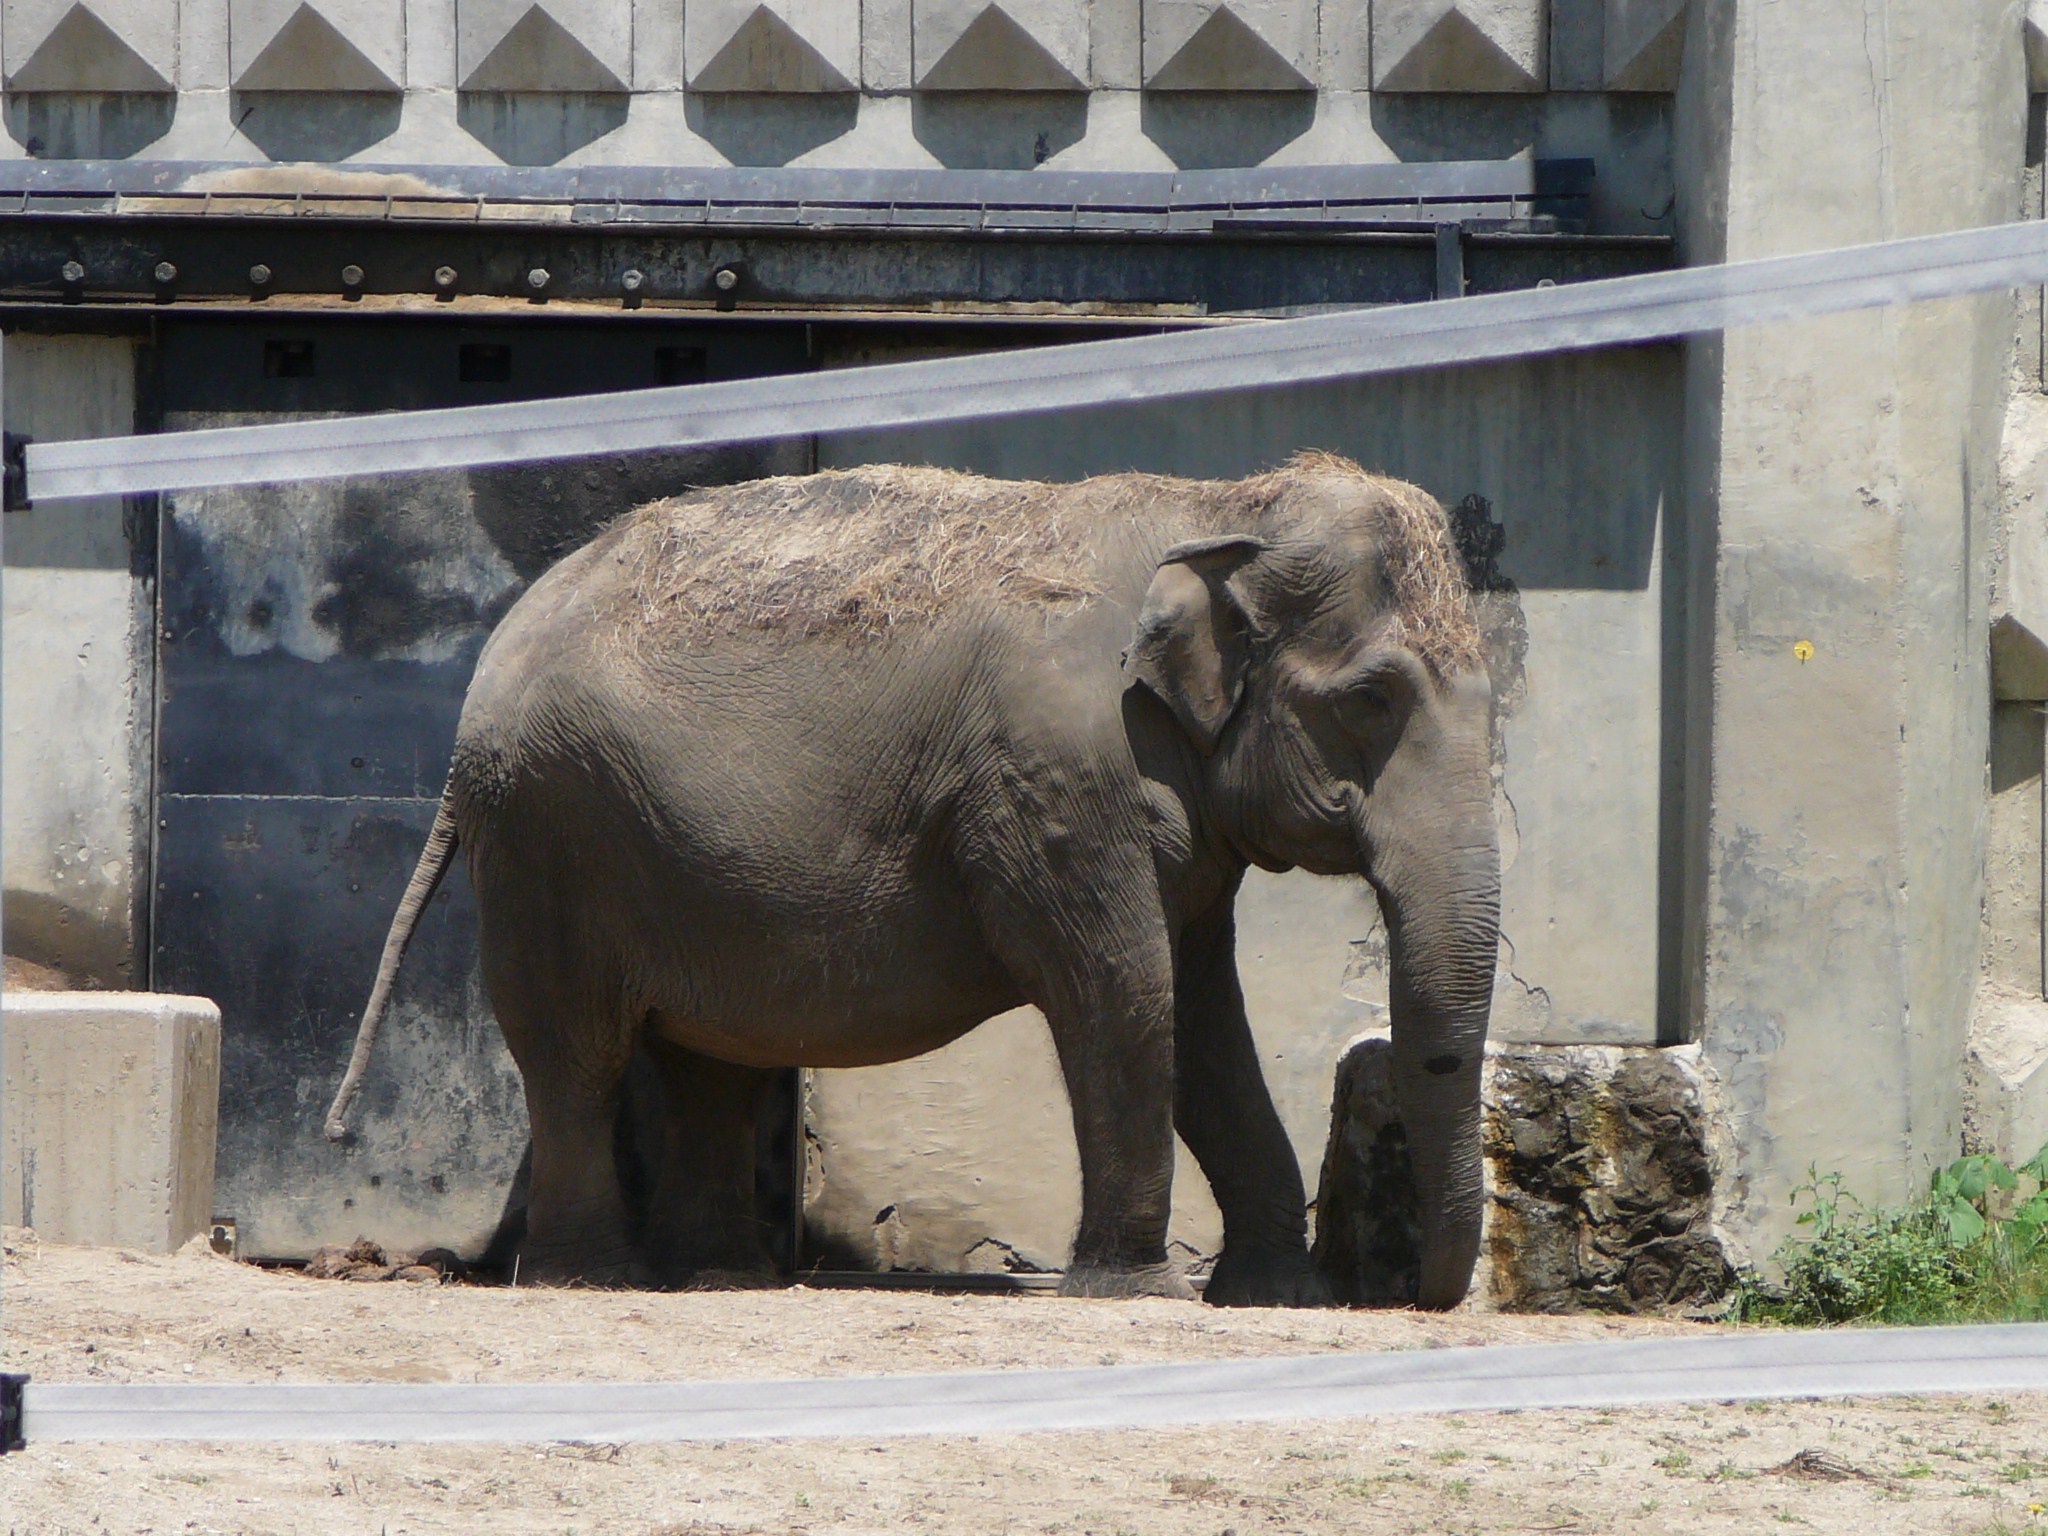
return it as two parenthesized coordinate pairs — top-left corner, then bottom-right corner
(4, 430), (32, 510)
(1, 1372), (27, 1452)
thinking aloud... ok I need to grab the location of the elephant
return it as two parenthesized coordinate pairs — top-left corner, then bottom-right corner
(326, 451), (1500, 1308)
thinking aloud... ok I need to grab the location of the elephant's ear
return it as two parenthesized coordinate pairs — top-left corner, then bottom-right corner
(1123, 535), (1267, 755)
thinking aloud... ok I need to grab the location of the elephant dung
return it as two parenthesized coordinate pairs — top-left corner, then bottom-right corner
(1312, 1038), (1737, 1312)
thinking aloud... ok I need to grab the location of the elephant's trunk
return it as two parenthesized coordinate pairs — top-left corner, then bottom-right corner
(1370, 830), (1500, 1310)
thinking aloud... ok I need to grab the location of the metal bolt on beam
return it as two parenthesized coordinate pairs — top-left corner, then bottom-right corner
(340, 264), (364, 288)
(153, 261), (177, 285)
(248, 264), (271, 286)
(58, 260), (84, 284)
(433, 265), (457, 289)
(713, 266), (741, 292)
(527, 267), (550, 291)
(620, 268), (644, 292)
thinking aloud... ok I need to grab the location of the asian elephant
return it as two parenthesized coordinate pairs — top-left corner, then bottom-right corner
(326, 452), (1500, 1309)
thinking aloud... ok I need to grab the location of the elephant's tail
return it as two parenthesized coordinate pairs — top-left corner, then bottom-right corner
(324, 790), (461, 1142)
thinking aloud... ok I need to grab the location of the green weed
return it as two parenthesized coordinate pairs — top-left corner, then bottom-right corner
(1730, 1149), (2048, 1325)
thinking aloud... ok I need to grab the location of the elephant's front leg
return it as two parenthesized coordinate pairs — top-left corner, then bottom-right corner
(1173, 898), (1329, 1307)
(968, 838), (1192, 1300)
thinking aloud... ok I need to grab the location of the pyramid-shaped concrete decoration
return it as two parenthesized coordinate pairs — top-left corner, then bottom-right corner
(462, 3), (627, 92)
(918, 5), (1084, 91)
(1146, 6), (1310, 90)
(692, 6), (854, 92)
(1373, 1), (1544, 93)
(234, 3), (399, 91)
(7, 3), (170, 92)
(1603, 0), (1684, 91)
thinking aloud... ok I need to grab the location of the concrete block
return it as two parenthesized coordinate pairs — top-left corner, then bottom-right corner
(1602, 0), (1681, 91)
(4, 0), (173, 91)
(230, 0), (403, 90)
(631, 0), (685, 87)
(1312, 1037), (1737, 1310)
(2030, 0), (2048, 94)
(1144, 0), (1313, 90)
(1545, 0), (1602, 91)
(861, 0), (914, 88)
(688, 0), (858, 93)
(404, 0), (457, 87)
(1089, 0), (1140, 87)
(1965, 994), (2048, 1168)
(181, 0), (234, 88)
(1371, 0), (1547, 93)
(1, 992), (221, 1253)
(915, 0), (1087, 90)
(460, 0), (630, 92)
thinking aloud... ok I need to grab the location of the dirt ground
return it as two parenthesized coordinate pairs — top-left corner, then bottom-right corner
(4, 1230), (2046, 1536)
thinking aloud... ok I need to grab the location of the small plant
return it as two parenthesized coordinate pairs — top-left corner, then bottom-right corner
(1730, 1147), (2048, 1326)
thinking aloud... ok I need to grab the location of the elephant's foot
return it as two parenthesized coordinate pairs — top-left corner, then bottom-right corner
(1060, 1260), (1197, 1301)
(516, 1243), (654, 1290)
(678, 1265), (784, 1292)
(1202, 1245), (1331, 1308)
(643, 1222), (777, 1291)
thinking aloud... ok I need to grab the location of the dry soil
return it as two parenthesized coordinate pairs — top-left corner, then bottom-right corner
(3, 1229), (2045, 1535)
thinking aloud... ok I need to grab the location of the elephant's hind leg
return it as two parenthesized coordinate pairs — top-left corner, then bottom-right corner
(481, 922), (645, 1287)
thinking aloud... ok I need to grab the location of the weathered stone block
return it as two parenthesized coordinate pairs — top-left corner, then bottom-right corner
(1313, 1036), (1736, 1311)
(1309, 1035), (1421, 1304)
(1964, 993), (2048, 1168)
(1, 992), (221, 1253)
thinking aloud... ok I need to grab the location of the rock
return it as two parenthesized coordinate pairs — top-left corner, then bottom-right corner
(1311, 1038), (1737, 1312)
(1309, 1037), (1421, 1306)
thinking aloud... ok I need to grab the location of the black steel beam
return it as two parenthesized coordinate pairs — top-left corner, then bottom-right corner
(0, 213), (1669, 316)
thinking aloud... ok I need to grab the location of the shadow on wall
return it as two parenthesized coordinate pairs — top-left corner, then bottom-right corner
(911, 92), (1087, 169)
(1140, 92), (1316, 169)
(4, 92), (174, 157)
(232, 92), (401, 161)
(685, 94), (859, 167)
(457, 92), (629, 165)
(3, 889), (136, 991)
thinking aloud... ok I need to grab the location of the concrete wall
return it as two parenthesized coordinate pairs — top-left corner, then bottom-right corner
(1673, 0), (2027, 1257)
(0, 0), (1670, 226)
(1, 332), (152, 987)
(808, 346), (1684, 1271)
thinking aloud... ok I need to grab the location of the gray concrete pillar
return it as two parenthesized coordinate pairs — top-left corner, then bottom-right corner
(1673, 0), (2026, 1257)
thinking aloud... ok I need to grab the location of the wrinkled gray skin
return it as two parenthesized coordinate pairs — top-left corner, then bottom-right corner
(332, 471), (1499, 1308)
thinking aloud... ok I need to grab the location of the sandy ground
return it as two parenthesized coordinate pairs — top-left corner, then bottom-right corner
(3, 1230), (2046, 1536)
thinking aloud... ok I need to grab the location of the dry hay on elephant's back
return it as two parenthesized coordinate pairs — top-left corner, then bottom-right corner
(611, 456), (1483, 677)
(613, 464), (1124, 642)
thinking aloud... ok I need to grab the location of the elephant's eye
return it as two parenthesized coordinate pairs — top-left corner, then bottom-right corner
(1333, 680), (1397, 738)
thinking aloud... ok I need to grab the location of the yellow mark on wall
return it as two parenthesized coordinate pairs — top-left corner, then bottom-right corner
(1793, 640), (1815, 663)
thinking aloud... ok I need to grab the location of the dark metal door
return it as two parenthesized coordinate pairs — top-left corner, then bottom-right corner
(150, 316), (811, 1261)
